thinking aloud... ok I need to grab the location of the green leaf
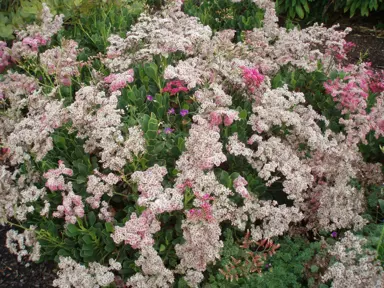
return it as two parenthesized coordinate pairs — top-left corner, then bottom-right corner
(219, 170), (231, 188)
(66, 224), (80, 237)
(57, 249), (71, 257)
(105, 222), (114, 233)
(272, 73), (283, 88)
(76, 176), (87, 184)
(105, 241), (115, 252)
(153, 142), (165, 154)
(160, 244), (166, 252)
(141, 114), (150, 132)
(177, 138), (185, 152)
(75, 162), (89, 177)
(301, 0), (310, 13)
(144, 63), (158, 81)
(239, 110), (248, 120)
(88, 211), (96, 227)
(295, 4), (305, 19)
(74, 0), (83, 6)
(82, 235), (93, 244)
(310, 265), (319, 273)
(53, 135), (67, 149)
(378, 199), (384, 213)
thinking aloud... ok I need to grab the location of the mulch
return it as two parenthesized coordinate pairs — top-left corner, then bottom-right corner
(0, 225), (56, 288)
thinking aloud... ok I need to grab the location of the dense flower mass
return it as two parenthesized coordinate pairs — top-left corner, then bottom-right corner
(0, 0), (383, 287)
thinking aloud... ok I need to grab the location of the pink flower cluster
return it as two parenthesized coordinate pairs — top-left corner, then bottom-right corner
(162, 80), (189, 95)
(0, 41), (11, 72)
(111, 210), (160, 249)
(104, 69), (134, 92)
(86, 171), (119, 209)
(22, 35), (48, 52)
(43, 160), (73, 191)
(53, 190), (85, 224)
(240, 66), (264, 93)
(187, 193), (214, 222)
(40, 39), (80, 86)
(233, 176), (250, 198)
(323, 64), (373, 114)
(369, 70), (384, 94)
(209, 110), (239, 127)
(334, 41), (356, 61)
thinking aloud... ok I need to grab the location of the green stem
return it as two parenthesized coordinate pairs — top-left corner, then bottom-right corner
(376, 224), (384, 260)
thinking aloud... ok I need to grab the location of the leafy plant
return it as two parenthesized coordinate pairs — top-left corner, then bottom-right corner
(183, 0), (264, 41)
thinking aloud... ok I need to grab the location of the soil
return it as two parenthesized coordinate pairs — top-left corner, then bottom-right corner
(0, 225), (56, 288)
(328, 11), (384, 69)
(345, 29), (384, 69)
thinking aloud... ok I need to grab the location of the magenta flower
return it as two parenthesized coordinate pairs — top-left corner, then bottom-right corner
(180, 109), (189, 117)
(146, 95), (154, 101)
(164, 128), (174, 134)
(162, 80), (189, 95)
(331, 231), (337, 238)
(167, 108), (175, 115)
(240, 66), (264, 93)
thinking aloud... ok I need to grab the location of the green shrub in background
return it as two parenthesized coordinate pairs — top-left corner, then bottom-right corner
(275, 0), (384, 24)
(0, 0), (144, 45)
(183, 0), (264, 41)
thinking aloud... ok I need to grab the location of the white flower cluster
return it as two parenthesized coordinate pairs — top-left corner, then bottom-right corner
(131, 164), (181, 213)
(111, 210), (160, 249)
(40, 39), (80, 86)
(175, 219), (223, 272)
(53, 256), (121, 288)
(6, 93), (65, 164)
(104, 4), (212, 73)
(68, 86), (146, 171)
(86, 171), (120, 209)
(5, 227), (41, 262)
(322, 232), (383, 288)
(0, 165), (45, 224)
(127, 246), (174, 288)
(10, 3), (64, 61)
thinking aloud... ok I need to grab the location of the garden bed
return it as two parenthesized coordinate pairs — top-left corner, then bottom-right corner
(1, 0), (384, 288)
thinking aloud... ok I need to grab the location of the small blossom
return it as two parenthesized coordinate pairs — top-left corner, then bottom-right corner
(164, 127), (174, 134)
(331, 231), (337, 238)
(162, 80), (189, 95)
(180, 109), (189, 117)
(146, 95), (154, 101)
(168, 108), (176, 114)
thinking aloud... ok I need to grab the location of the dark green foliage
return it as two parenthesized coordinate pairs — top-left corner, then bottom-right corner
(183, 0), (264, 41)
(204, 231), (329, 288)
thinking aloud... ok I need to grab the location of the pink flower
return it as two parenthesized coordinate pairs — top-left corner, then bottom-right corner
(104, 69), (134, 92)
(53, 191), (85, 223)
(223, 110), (239, 127)
(241, 66), (264, 93)
(209, 111), (222, 126)
(233, 176), (250, 198)
(43, 160), (73, 191)
(162, 80), (189, 95)
(111, 210), (160, 249)
(0, 41), (11, 72)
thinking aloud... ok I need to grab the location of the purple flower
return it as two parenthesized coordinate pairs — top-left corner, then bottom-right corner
(331, 231), (337, 238)
(180, 109), (189, 117)
(164, 128), (174, 134)
(167, 108), (175, 114)
(146, 95), (153, 101)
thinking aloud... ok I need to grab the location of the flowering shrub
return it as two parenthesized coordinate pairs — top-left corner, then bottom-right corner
(1, 0), (384, 287)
